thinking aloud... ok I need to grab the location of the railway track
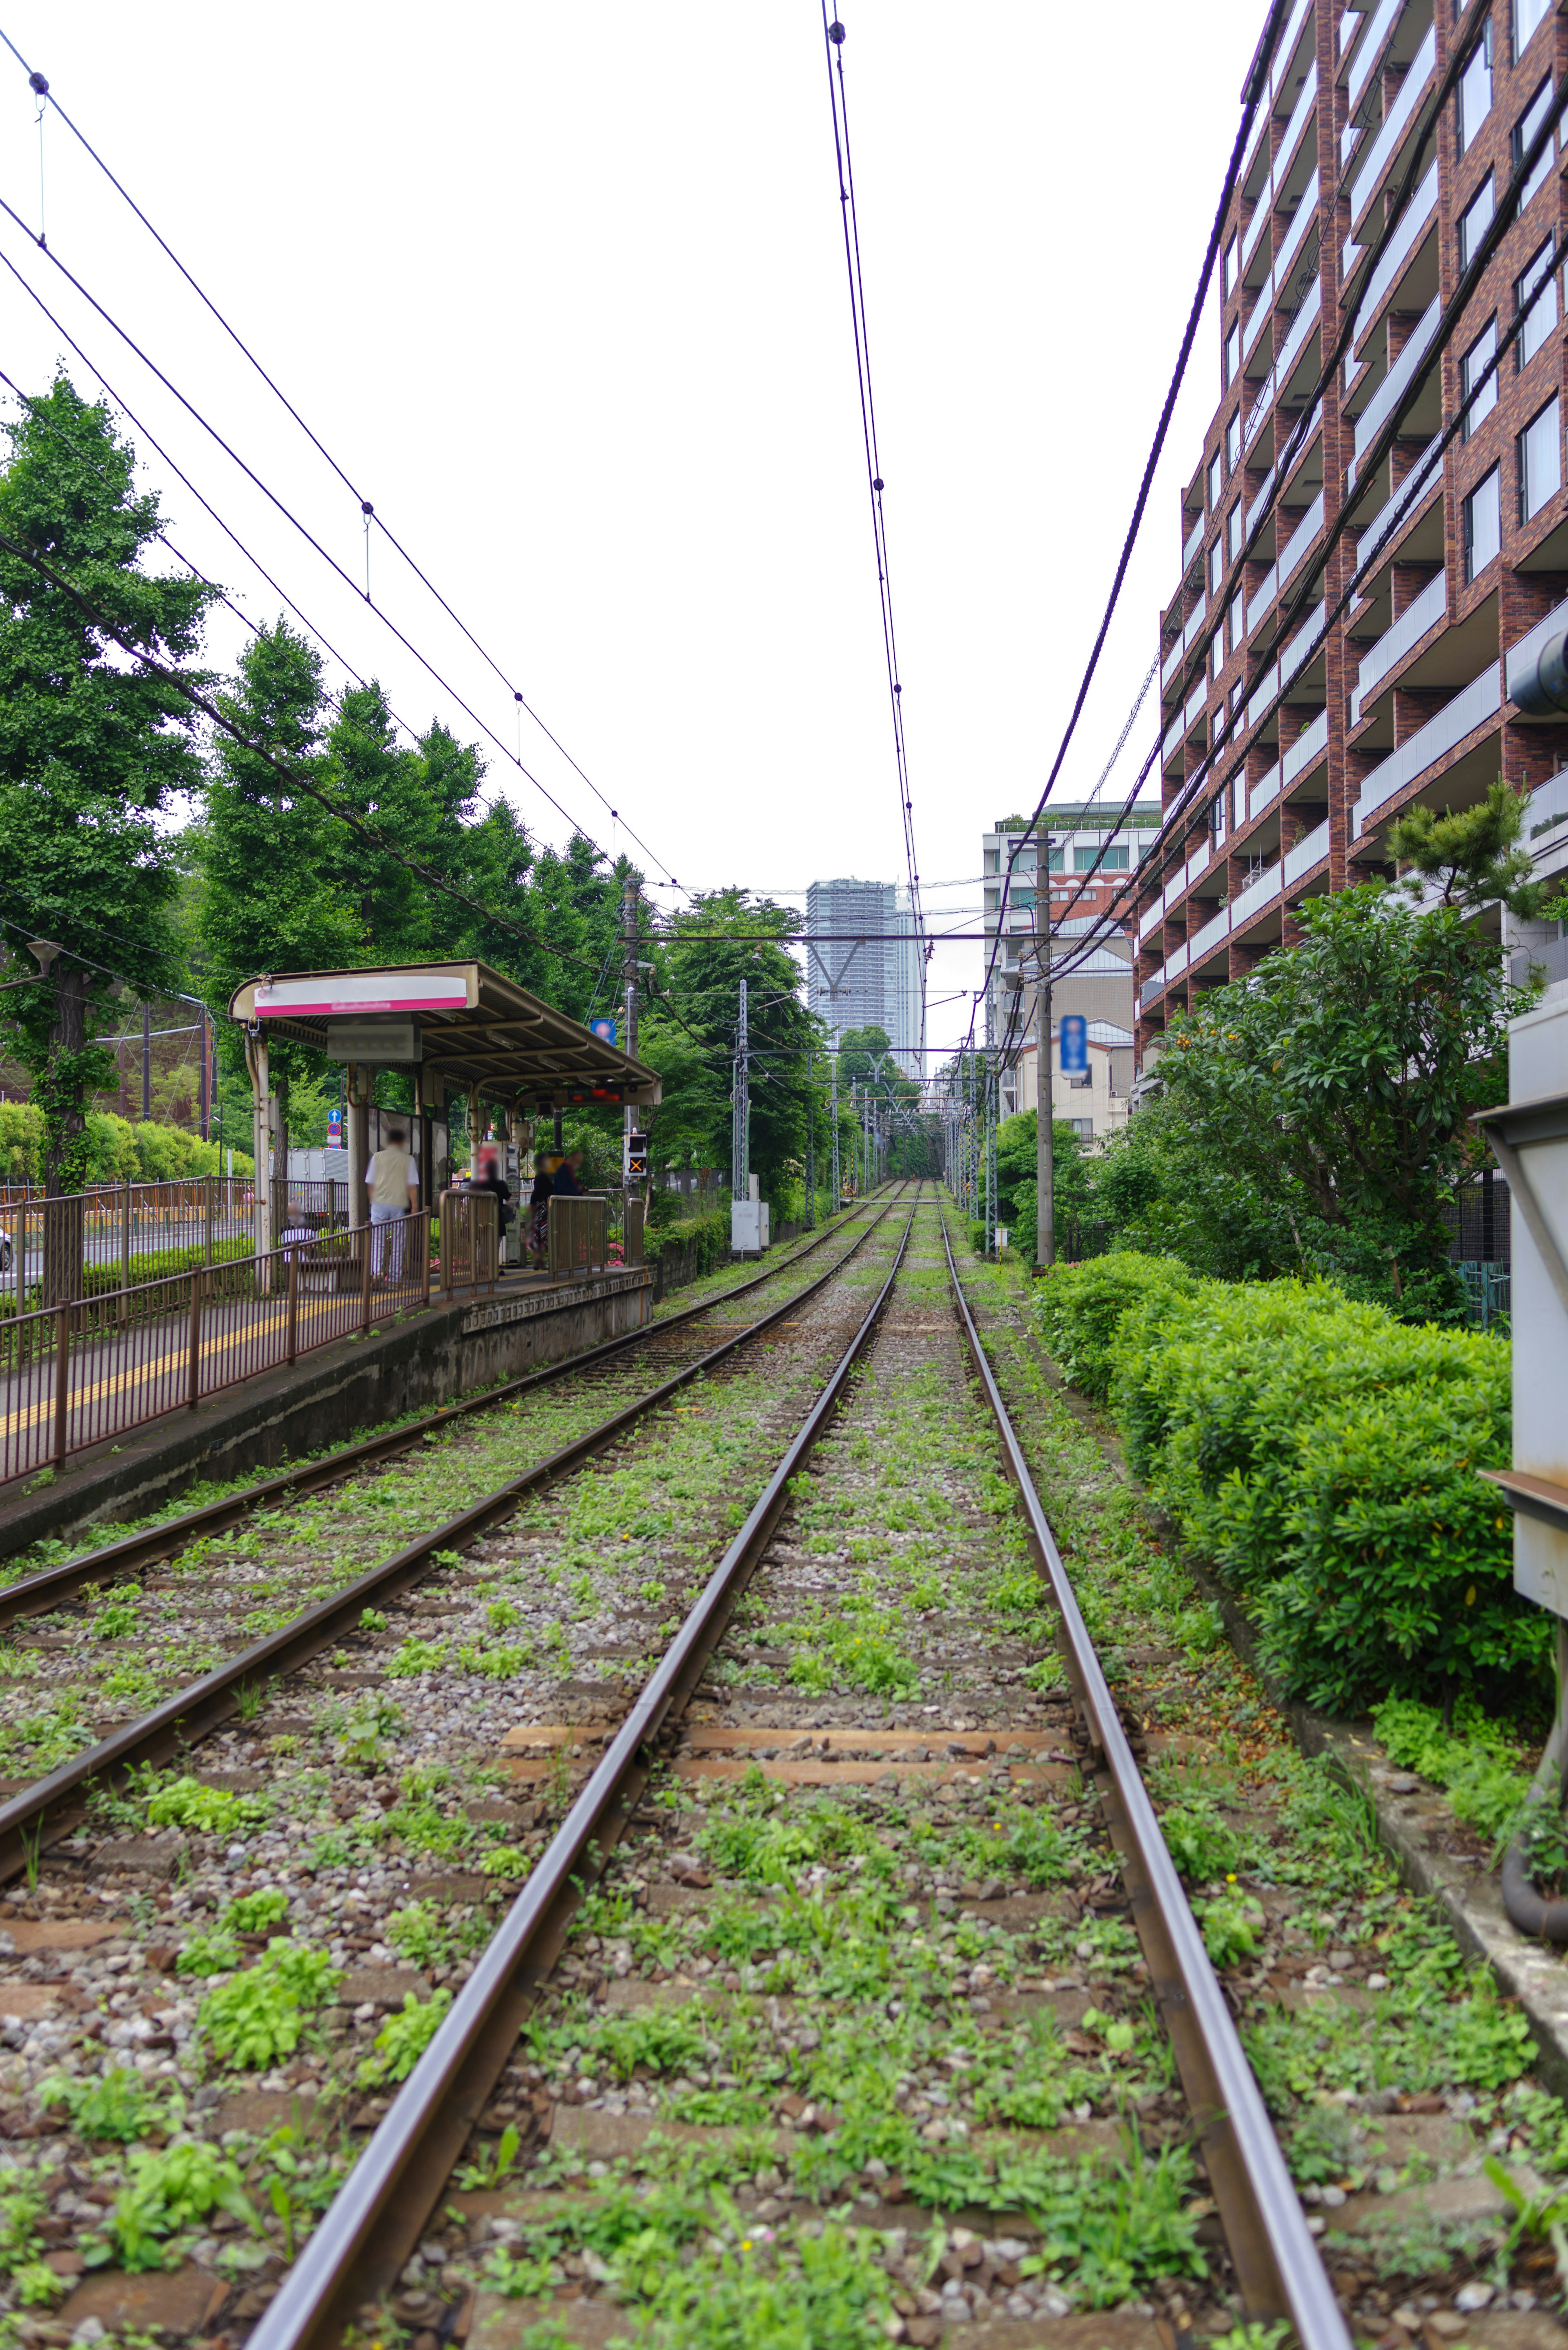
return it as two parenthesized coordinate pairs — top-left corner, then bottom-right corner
(0, 1194), (1539, 2350)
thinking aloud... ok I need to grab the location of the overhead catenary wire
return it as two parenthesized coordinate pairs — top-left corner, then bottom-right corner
(0, 190), (680, 887)
(818, 7), (927, 1028)
(0, 22), (684, 894)
(1039, 89), (1568, 1016)
(0, 527), (634, 990)
(967, 0), (1295, 1041)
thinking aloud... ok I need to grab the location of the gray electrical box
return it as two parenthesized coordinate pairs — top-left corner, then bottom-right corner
(1481, 979), (1568, 1616)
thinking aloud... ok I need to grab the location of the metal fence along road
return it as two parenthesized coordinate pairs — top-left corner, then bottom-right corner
(0, 1217), (429, 1488)
(0, 1177), (352, 1311)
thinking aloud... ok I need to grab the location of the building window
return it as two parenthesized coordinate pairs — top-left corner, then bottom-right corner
(1459, 23), (1492, 152)
(1514, 78), (1554, 207)
(1519, 396), (1561, 521)
(1517, 238), (1558, 365)
(1459, 174), (1495, 271)
(1209, 789), (1227, 851)
(1517, 0), (1552, 54)
(1100, 845), (1130, 870)
(1208, 449), (1223, 507)
(1461, 318), (1498, 435)
(1225, 319), (1242, 385)
(1224, 233), (1238, 296)
(1229, 587), (1246, 653)
(1047, 847), (1065, 872)
(1073, 846), (1104, 872)
(1070, 1119), (1095, 1141)
(1464, 465), (1501, 580)
(1209, 538), (1225, 595)
(1227, 502), (1243, 562)
(1226, 410), (1242, 471)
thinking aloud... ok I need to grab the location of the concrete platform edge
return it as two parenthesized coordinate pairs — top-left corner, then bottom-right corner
(0, 1267), (651, 1564)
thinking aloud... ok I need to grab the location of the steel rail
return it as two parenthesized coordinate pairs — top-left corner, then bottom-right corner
(245, 1205), (917, 2350)
(942, 1220), (1350, 2348)
(0, 1193), (900, 1628)
(0, 1195), (909, 1885)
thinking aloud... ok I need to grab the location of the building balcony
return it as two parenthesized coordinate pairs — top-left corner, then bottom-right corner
(1161, 635), (1185, 688)
(1229, 857), (1283, 932)
(1347, 0), (1403, 110)
(1351, 570), (1446, 726)
(1244, 284), (1321, 455)
(1247, 599), (1326, 726)
(1355, 439), (1441, 563)
(1354, 665), (1503, 835)
(1188, 901), (1231, 964)
(1183, 513), (1204, 571)
(1348, 22), (1436, 232)
(1283, 816), (1331, 886)
(1347, 160), (1438, 346)
(1283, 705), (1328, 788)
(1350, 295), (1439, 484)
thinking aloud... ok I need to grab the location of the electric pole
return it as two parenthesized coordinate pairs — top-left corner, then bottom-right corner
(1035, 840), (1055, 1268)
(623, 874), (640, 1232)
(732, 978), (749, 1203)
(831, 1052), (840, 1208)
(804, 1047), (815, 1229)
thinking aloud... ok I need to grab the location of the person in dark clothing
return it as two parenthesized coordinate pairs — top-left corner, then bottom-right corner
(527, 1153), (556, 1262)
(551, 1148), (586, 1198)
(472, 1146), (514, 1259)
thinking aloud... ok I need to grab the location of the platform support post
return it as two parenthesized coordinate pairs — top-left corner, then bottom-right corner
(187, 1267), (203, 1411)
(285, 1246), (299, 1364)
(53, 1302), (69, 1469)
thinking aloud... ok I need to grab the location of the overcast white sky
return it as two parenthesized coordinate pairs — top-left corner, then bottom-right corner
(0, 0), (1261, 1064)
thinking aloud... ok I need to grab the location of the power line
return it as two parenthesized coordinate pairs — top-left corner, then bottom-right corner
(0, 191), (680, 887)
(0, 22), (685, 894)
(0, 526), (627, 989)
(818, 7), (927, 1040)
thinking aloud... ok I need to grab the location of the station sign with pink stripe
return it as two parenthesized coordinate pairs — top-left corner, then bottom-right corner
(253, 972), (473, 1018)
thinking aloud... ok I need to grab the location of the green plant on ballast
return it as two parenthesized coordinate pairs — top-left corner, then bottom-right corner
(1373, 1695), (1529, 1844)
(36, 2065), (167, 2143)
(198, 1939), (341, 2069)
(145, 1773), (267, 1837)
(356, 1987), (452, 2086)
(89, 2140), (254, 2274)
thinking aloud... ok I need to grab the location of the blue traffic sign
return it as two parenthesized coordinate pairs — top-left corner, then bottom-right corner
(1060, 1013), (1088, 1076)
(589, 1017), (617, 1046)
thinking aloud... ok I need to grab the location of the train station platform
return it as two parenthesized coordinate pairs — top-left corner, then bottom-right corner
(0, 1257), (651, 1564)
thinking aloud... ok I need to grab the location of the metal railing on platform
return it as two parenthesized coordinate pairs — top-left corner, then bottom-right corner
(548, 1193), (609, 1279)
(0, 1177), (352, 1312)
(0, 1219), (428, 1489)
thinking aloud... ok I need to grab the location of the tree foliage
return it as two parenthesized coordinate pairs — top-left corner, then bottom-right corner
(0, 375), (217, 1192)
(1088, 887), (1528, 1315)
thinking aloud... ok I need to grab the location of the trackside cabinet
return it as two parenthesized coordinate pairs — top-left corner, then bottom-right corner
(1477, 977), (1568, 1613)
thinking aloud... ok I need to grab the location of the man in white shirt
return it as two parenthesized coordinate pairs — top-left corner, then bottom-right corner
(366, 1126), (419, 1281)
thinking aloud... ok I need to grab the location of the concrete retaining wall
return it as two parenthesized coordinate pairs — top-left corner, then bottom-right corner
(0, 1269), (651, 1563)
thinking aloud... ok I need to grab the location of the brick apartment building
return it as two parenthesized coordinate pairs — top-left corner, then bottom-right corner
(1138, 0), (1568, 1062)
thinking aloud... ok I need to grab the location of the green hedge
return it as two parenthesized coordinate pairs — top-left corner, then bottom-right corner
(82, 1238), (254, 1298)
(1034, 1251), (1538, 1712)
(643, 1210), (731, 1278)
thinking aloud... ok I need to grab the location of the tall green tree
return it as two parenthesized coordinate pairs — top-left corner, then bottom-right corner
(1117, 886), (1530, 1313)
(0, 374), (216, 1203)
(641, 890), (813, 1199)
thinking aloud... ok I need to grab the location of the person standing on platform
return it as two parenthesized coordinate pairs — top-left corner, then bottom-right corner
(528, 1153), (557, 1265)
(366, 1126), (418, 1281)
(473, 1145), (515, 1264)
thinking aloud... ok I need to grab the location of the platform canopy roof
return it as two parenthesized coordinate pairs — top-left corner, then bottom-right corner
(228, 962), (661, 1111)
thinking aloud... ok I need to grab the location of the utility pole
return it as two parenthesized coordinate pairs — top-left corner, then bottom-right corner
(1035, 838), (1055, 1268)
(622, 874), (640, 1237)
(984, 986), (997, 1256)
(141, 1000), (151, 1121)
(732, 978), (749, 1203)
(804, 1047), (816, 1229)
(831, 1052), (840, 1208)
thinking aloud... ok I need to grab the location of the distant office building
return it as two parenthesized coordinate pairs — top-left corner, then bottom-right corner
(806, 878), (923, 1077)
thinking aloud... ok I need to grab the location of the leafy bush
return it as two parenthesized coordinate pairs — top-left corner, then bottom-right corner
(644, 1210), (730, 1277)
(1372, 1697), (1529, 1842)
(1034, 1252), (1199, 1402)
(1035, 1256), (1541, 1712)
(82, 1237), (253, 1300)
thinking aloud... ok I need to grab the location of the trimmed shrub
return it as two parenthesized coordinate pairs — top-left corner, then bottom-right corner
(82, 1239), (253, 1299)
(642, 1211), (730, 1279)
(1034, 1252), (1199, 1402)
(1034, 1255), (1537, 1712)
